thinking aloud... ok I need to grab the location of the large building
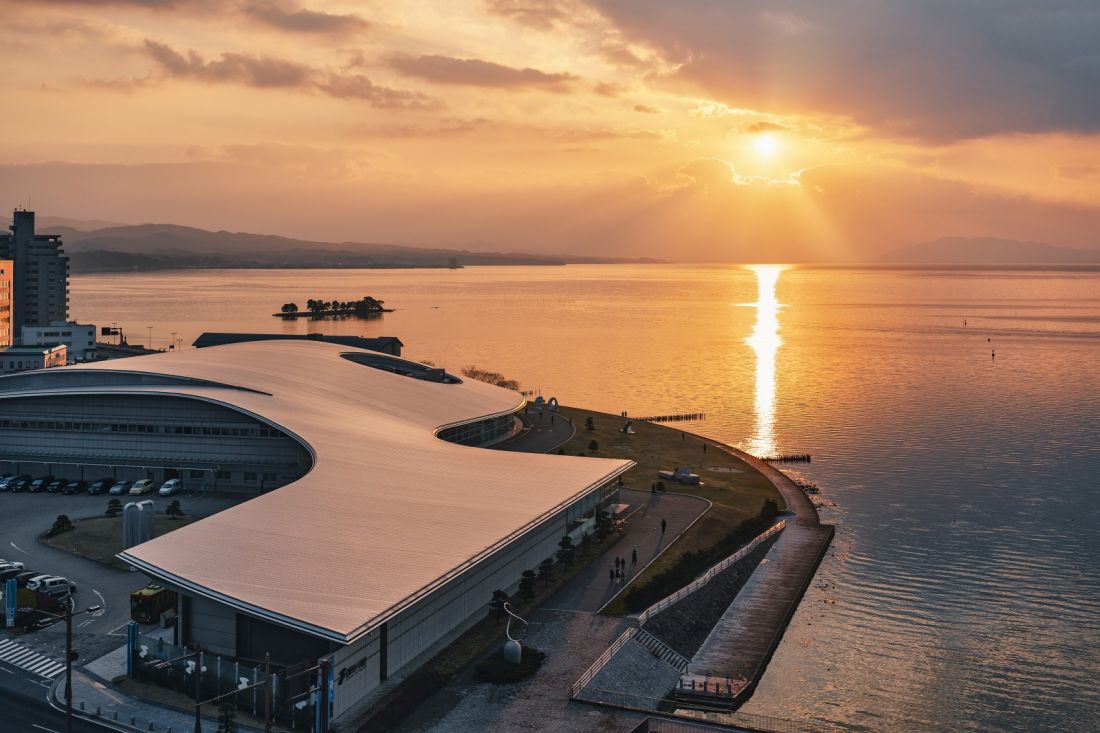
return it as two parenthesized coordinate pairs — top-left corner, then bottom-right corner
(0, 210), (69, 332)
(0, 260), (11, 348)
(0, 341), (631, 723)
(21, 321), (97, 361)
(0, 343), (67, 374)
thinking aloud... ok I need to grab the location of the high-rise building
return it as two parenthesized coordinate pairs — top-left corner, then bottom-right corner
(0, 210), (69, 335)
(0, 260), (12, 348)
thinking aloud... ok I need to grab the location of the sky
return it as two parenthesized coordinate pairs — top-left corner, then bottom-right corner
(1, 0), (1099, 261)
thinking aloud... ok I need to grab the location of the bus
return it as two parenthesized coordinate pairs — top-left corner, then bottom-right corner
(130, 584), (177, 624)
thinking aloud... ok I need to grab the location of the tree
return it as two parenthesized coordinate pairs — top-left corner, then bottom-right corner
(280, 303), (298, 313)
(537, 558), (554, 585)
(585, 417), (595, 432)
(489, 589), (509, 625)
(166, 500), (184, 519)
(46, 514), (74, 538)
(105, 499), (123, 517)
(216, 702), (238, 733)
(556, 535), (575, 568)
(588, 439), (599, 452)
(594, 509), (612, 541)
(518, 570), (536, 601)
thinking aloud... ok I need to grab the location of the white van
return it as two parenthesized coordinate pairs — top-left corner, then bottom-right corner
(158, 478), (182, 496)
(28, 576), (76, 596)
(130, 479), (155, 495)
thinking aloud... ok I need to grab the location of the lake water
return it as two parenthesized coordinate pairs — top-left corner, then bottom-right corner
(71, 265), (1100, 732)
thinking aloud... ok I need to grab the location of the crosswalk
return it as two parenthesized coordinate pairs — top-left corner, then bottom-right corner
(0, 638), (66, 678)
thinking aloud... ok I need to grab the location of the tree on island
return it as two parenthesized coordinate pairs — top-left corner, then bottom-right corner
(280, 303), (299, 313)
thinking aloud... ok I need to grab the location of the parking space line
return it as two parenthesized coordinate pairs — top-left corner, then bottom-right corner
(9, 541), (30, 555)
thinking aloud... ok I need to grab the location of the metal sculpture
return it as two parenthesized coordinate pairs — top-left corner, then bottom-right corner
(502, 602), (529, 664)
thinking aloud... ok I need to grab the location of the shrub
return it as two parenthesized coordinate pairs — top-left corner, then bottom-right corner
(556, 536), (575, 567)
(488, 590), (509, 624)
(537, 558), (554, 584)
(588, 439), (599, 452)
(106, 499), (123, 517)
(518, 570), (536, 601)
(166, 500), (184, 519)
(46, 515), (74, 538)
(473, 646), (546, 683)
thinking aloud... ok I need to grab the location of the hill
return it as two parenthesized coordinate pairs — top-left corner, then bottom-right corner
(42, 222), (663, 272)
(882, 236), (1100, 265)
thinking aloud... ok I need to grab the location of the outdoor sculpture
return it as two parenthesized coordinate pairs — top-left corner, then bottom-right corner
(502, 602), (529, 664)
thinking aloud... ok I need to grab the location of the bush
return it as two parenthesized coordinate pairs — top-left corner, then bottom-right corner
(518, 570), (536, 601)
(588, 439), (599, 452)
(537, 558), (554, 584)
(46, 514), (74, 538)
(166, 500), (184, 519)
(473, 646), (546, 683)
(489, 589), (509, 624)
(106, 499), (122, 517)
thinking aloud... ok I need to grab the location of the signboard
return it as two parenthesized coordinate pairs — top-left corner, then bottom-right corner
(4, 578), (16, 628)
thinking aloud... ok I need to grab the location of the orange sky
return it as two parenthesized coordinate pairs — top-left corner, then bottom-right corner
(1, 0), (1098, 261)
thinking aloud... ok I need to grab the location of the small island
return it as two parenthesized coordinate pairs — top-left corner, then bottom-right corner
(274, 297), (393, 319)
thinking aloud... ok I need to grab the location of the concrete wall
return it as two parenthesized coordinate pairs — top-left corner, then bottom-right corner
(187, 594), (237, 657)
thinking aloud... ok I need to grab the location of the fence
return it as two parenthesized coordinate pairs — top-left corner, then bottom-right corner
(131, 631), (318, 730)
(637, 521), (785, 625)
(578, 687), (842, 733)
(569, 626), (636, 698)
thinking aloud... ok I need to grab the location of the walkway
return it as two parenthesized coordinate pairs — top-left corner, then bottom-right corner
(543, 488), (710, 613)
(678, 444), (834, 706)
(497, 405), (576, 453)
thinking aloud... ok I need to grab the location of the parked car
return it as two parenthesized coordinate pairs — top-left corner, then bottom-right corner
(0, 473), (13, 489)
(157, 478), (182, 496)
(24, 574), (55, 590)
(0, 566), (25, 582)
(108, 480), (131, 496)
(27, 576), (76, 596)
(87, 478), (114, 495)
(46, 478), (68, 493)
(28, 475), (55, 493)
(62, 480), (88, 495)
(129, 479), (155, 496)
(13, 571), (39, 588)
(0, 560), (26, 572)
(9, 475), (33, 492)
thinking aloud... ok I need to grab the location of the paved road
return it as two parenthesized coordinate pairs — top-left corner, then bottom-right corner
(542, 488), (711, 613)
(0, 491), (242, 634)
(498, 405), (576, 453)
(0, 663), (110, 733)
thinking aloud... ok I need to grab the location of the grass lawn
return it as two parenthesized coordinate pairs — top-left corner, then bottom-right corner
(41, 513), (201, 570)
(557, 405), (784, 615)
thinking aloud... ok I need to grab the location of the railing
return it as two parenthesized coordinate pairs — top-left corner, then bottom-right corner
(637, 521), (786, 625)
(569, 627), (637, 698)
(579, 688), (842, 733)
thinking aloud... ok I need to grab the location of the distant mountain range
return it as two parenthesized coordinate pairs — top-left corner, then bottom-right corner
(43, 221), (664, 272)
(882, 236), (1100, 265)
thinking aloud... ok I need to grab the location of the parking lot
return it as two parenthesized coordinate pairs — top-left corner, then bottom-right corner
(0, 488), (243, 635)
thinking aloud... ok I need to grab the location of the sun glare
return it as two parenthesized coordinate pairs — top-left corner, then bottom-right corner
(745, 265), (787, 457)
(753, 133), (780, 157)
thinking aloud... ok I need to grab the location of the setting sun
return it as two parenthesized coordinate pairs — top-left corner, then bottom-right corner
(753, 133), (780, 157)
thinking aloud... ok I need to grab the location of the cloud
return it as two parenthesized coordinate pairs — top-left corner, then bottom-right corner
(587, 0), (1100, 140)
(679, 157), (803, 188)
(485, 0), (583, 30)
(388, 54), (579, 92)
(744, 121), (785, 133)
(241, 1), (369, 35)
(594, 81), (630, 97)
(138, 40), (438, 108)
(633, 104), (662, 114)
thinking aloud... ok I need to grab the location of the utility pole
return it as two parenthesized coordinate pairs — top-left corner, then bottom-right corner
(41, 599), (101, 733)
(264, 653), (272, 733)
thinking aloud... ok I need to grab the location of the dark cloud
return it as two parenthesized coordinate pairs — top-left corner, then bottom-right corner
(633, 104), (662, 114)
(587, 0), (1100, 140)
(140, 40), (438, 108)
(594, 81), (630, 97)
(388, 54), (579, 92)
(241, 1), (369, 35)
(744, 121), (785, 133)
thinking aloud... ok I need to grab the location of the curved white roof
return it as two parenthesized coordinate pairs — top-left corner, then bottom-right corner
(2, 342), (631, 642)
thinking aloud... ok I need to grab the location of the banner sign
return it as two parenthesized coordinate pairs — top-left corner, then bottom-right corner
(4, 578), (15, 628)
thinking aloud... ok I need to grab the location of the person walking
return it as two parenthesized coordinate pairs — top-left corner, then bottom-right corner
(610, 565), (615, 583)
(631, 547), (638, 567)
(660, 518), (667, 535)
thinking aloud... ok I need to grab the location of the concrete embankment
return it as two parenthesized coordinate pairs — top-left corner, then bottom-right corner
(672, 443), (834, 709)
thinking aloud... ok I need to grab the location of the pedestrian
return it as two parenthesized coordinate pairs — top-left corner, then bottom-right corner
(703, 443), (707, 455)
(651, 482), (656, 493)
(631, 548), (638, 567)
(661, 518), (667, 534)
(610, 566), (615, 582)
(551, 414), (555, 426)
(681, 431), (685, 443)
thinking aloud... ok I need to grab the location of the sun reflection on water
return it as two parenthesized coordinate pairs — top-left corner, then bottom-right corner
(745, 265), (786, 456)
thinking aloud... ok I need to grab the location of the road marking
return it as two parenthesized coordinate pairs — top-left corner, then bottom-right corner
(107, 622), (129, 637)
(33, 724), (60, 733)
(9, 541), (29, 555)
(92, 589), (106, 615)
(78, 619), (94, 629)
(0, 640), (65, 678)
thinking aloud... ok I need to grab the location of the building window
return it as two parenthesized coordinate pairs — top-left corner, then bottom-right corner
(262, 472), (276, 482)
(244, 472), (258, 482)
(216, 470), (231, 480)
(190, 470), (204, 479)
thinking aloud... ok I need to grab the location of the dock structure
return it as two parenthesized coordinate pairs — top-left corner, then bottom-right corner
(673, 445), (833, 709)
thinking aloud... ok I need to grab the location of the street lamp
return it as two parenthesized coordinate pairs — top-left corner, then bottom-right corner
(147, 325), (153, 349)
(40, 598), (102, 733)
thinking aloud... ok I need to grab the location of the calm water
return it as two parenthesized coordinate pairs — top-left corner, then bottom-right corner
(71, 266), (1100, 732)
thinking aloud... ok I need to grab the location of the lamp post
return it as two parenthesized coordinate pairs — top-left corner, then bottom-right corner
(147, 325), (153, 349)
(40, 598), (102, 733)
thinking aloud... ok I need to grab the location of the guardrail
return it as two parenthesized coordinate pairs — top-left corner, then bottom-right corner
(637, 521), (786, 625)
(569, 626), (637, 698)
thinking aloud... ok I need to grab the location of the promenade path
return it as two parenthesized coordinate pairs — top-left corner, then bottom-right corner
(680, 444), (833, 703)
(497, 404), (576, 453)
(543, 488), (711, 613)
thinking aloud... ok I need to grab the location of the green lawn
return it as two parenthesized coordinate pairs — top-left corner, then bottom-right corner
(558, 405), (784, 614)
